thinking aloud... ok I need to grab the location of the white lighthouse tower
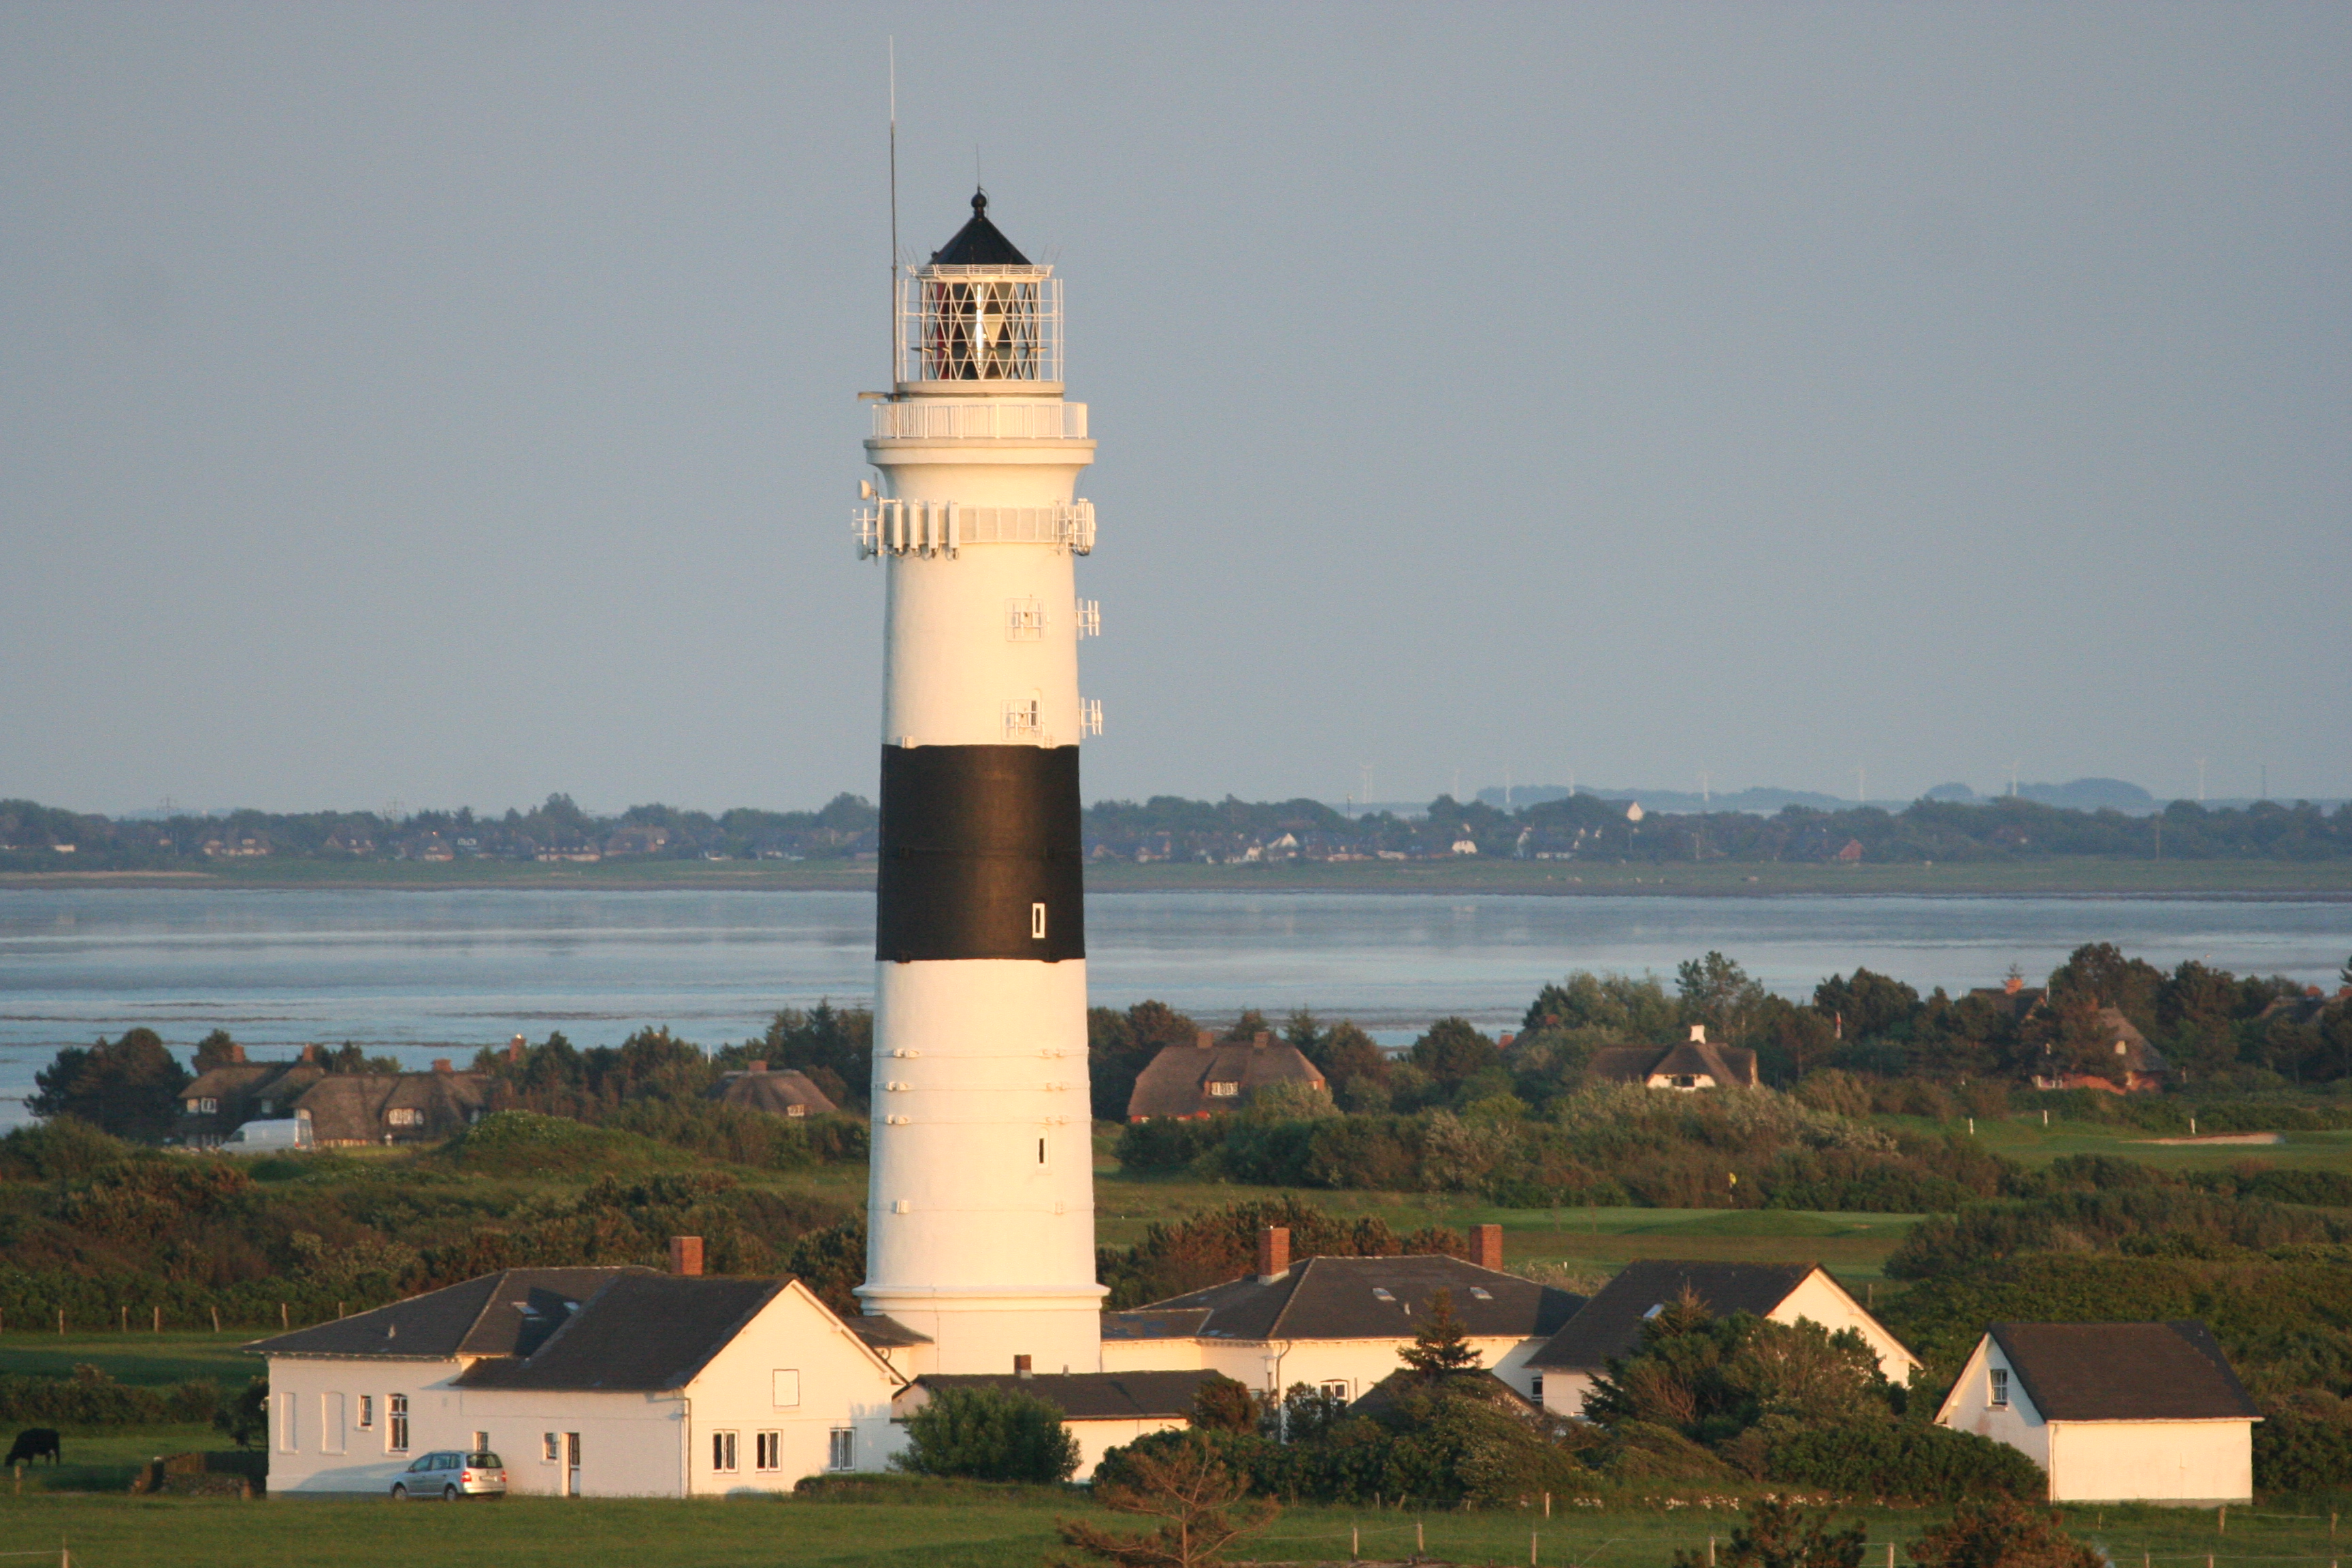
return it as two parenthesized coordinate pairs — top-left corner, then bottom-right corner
(852, 193), (1105, 1376)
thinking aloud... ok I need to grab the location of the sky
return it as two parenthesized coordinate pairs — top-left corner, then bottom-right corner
(3, 3), (2347, 818)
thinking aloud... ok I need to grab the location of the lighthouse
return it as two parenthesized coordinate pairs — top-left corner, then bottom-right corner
(852, 193), (1105, 1375)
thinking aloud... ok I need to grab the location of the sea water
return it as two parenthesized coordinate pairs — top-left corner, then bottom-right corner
(1, 887), (2345, 1126)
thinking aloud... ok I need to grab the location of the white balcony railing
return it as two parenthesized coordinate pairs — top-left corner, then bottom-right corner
(855, 498), (1096, 559)
(869, 400), (1086, 441)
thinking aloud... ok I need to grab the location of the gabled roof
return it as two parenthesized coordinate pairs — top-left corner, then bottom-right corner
(1987, 1322), (2258, 1422)
(1125, 1035), (1327, 1119)
(455, 1274), (784, 1392)
(1529, 1260), (1814, 1370)
(246, 1268), (655, 1361)
(930, 191), (1030, 267)
(910, 1370), (1224, 1421)
(1122, 1255), (1580, 1344)
(1348, 1367), (1541, 1422)
(849, 1313), (934, 1349)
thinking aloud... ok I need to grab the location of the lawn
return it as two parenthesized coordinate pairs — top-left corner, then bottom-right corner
(0, 1486), (2345, 1568)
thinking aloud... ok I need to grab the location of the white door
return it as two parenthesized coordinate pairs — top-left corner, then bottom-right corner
(565, 1432), (581, 1497)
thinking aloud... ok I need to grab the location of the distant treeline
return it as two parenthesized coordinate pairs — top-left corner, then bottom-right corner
(4, 787), (2349, 870)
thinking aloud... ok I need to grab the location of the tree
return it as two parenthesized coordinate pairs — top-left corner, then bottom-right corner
(1678, 951), (1768, 1041)
(1906, 1498), (2103, 1568)
(192, 1030), (242, 1073)
(1812, 970), (1921, 1041)
(1057, 1433), (1278, 1568)
(1672, 1496), (1865, 1568)
(31, 1030), (191, 1142)
(215, 1375), (268, 1448)
(1190, 1375), (1257, 1434)
(898, 1384), (1079, 1483)
(1409, 1018), (1499, 1088)
(1399, 1288), (1481, 1376)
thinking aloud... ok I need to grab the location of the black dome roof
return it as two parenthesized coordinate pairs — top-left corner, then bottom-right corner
(930, 190), (1031, 266)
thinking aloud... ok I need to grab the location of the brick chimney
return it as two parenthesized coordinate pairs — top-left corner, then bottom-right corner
(299, 1043), (318, 1064)
(2004, 973), (2024, 996)
(507, 1034), (525, 1064)
(229, 1043), (246, 1064)
(1013, 1354), (1033, 1379)
(668, 1236), (704, 1277)
(1256, 1226), (1290, 1284)
(747, 1060), (767, 1073)
(1470, 1223), (1504, 1272)
(431, 1058), (453, 1074)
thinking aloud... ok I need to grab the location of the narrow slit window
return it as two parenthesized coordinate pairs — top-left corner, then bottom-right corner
(1037, 1136), (1048, 1166)
(1031, 902), (1047, 940)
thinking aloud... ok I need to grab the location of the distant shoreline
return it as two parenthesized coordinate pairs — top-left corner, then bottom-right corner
(3, 857), (2349, 900)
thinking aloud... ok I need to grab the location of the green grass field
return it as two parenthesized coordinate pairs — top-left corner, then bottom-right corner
(0, 1487), (2345, 1568)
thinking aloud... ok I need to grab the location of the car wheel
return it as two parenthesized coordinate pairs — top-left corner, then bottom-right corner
(390, 1484), (407, 1501)
(443, 1484), (460, 1501)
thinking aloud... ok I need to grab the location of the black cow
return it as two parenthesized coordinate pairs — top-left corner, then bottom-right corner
(5, 1428), (61, 1466)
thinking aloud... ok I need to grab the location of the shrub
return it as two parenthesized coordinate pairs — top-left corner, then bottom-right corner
(1673, 1496), (1865, 1568)
(897, 1385), (1079, 1484)
(0, 1370), (170, 1426)
(1116, 1119), (1223, 1173)
(1907, 1498), (2103, 1568)
(1765, 1419), (2044, 1501)
(2255, 1401), (2352, 1492)
(440, 1110), (668, 1174)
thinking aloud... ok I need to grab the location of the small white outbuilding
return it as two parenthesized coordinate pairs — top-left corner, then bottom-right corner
(1933, 1321), (2259, 1504)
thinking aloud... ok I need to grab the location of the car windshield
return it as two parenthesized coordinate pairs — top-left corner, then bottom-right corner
(466, 1452), (500, 1468)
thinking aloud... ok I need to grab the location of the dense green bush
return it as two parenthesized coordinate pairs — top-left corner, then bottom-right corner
(0, 1367), (214, 1426)
(438, 1110), (674, 1174)
(1764, 1419), (2043, 1501)
(896, 1385), (1080, 1484)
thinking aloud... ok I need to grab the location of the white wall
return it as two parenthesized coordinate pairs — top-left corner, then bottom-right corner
(1770, 1271), (1920, 1384)
(2048, 1420), (2254, 1504)
(1936, 1337), (2051, 1473)
(265, 1356), (468, 1497)
(1100, 1336), (1203, 1373)
(673, 1281), (908, 1494)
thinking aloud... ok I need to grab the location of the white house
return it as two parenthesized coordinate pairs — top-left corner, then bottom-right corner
(1526, 1260), (1919, 1418)
(249, 1262), (913, 1497)
(894, 1367), (1223, 1480)
(1100, 1226), (1582, 1407)
(1933, 1322), (2259, 1504)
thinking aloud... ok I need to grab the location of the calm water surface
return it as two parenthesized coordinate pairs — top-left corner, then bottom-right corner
(1, 888), (2345, 1124)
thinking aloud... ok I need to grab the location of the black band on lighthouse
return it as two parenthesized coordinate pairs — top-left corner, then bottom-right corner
(876, 744), (1085, 962)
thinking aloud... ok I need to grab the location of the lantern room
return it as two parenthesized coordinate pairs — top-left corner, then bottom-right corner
(896, 191), (1062, 389)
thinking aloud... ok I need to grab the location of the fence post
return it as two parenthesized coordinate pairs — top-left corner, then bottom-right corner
(56, 1308), (63, 1337)
(1710, 1539), (1717, 1567)
(152, 1306), (160, 1334)
(211, 1307), (220, 1335)
(1531, 1530), (1539, 1567)
(119, 1305), (127, 1333)
(1418, 1520), (1424, 1555)
(1545, 1492), (1552, 1518)
(1350, 1526), (1358, 1561)
(280, 1303), (289, 1330)
(2219, 1506), (2227, 1535)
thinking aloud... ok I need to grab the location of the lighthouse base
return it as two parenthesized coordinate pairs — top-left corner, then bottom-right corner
(855, 1284), (1106, 1376)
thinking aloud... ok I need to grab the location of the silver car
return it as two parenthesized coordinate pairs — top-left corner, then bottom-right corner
(389, 1450), (506, 1501)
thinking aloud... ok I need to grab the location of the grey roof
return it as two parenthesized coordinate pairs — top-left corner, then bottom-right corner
(1348, 1367), (1539, 1422)
(1126, 1035), (1328, 1120)
(455, 1274), (784, 1392)
(1529, 1260), (1816, 1370)
(850, 1314), (933, 1349)
(911, 1370), (1225, 1421)
(1988, 1322), (2258, 1422)
(1588, 1043), (1759, 1088)
(1124, 1255), (1580, 1344)
(713, 1066), (838, 1116)
(246, 1268), (655, 1361)
(930, 191), (1030, 266)
(1100, 1308), (1213, 1342)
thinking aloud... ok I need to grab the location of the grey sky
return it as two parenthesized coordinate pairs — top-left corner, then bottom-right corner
(4, 3), (2346, 817)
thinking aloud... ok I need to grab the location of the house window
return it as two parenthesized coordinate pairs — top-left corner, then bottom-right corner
(543, 1432), (561, 1463)
(197, 1096), (218, 1114)
(755, 1432), (781, 1472)
(358, 1395), (374, 1430)
(1990, 1368), (2009, 1408)
(387, 1107), (423, 1128)
(712, 1431), (738, 1473)
(277, 1392), (297, 1452)
(1319, 1381), (1350, 1403)
(828, 1428), (855, 1471)
(389, 1393), (410, 1452)
(1207, 1081), (1239, 1098)
(1531, 1375), (1544, 1403)
(786, 1105), (806, 1118)
(772, 1369), (801, 1409)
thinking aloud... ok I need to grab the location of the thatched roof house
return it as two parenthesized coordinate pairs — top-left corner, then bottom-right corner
(1125, 1030), (1327, 1121)
(710, 1063), (838, 1118)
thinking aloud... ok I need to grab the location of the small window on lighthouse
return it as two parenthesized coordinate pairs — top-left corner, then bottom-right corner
(1036, 1136), (1048, 1166)
(1031, 902), (1048, 939)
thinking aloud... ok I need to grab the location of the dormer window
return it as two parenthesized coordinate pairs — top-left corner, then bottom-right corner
(1207, 1081), (1239, 1098)
(387, 1107), (423, 1128)
(1371, 1288), (1394, 1301)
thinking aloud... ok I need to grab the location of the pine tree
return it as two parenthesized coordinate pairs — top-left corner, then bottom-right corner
(1399, 1287), (1482, 1375)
